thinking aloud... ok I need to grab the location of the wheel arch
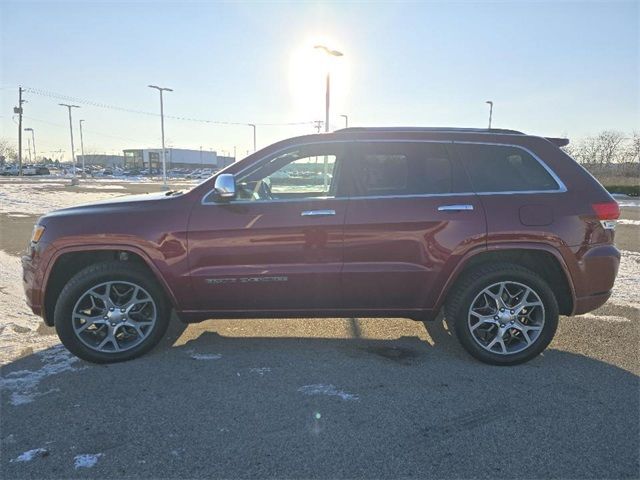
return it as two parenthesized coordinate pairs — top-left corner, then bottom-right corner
(42, 245), (178, 326)
(436, 245), (575, 316)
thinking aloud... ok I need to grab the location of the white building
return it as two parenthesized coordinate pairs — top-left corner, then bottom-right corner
(122, 148), (234, 170)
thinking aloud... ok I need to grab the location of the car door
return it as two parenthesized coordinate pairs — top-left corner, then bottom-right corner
(340, 140), (487, 312)
(187, 142), (348, 312)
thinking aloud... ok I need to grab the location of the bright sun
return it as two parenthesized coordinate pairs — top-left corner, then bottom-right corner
(288, 37), (349, 127)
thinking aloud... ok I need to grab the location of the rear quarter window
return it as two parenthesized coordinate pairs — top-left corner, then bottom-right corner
(455, 144), (560, 192)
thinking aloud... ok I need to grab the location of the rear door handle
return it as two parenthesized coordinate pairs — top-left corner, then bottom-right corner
(437, 204), (474, 212)
(301, 209), (336, 217)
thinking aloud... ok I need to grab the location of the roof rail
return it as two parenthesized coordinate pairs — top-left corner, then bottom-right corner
(333, 127), (526, 135)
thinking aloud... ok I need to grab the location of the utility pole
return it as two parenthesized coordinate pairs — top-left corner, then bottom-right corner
(14, 87), (25, 176)
(59, 103), (80, 185)
(248, 124), (256, 152)
(148, 85), (173, 190)
(79, 120), (86, 177)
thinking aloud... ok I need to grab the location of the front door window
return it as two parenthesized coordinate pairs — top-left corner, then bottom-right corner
(235, 145), (341, 201)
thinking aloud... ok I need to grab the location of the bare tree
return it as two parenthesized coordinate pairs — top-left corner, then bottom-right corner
(595, 130), (626, 165)
(567, 130), (628, 165)
(628, 131), (640, 164)
(0, 138), (18, 165)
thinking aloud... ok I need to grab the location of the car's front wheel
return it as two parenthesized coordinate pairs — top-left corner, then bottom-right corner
(54, 261), (170, 363)
(445, 263), (559, 365)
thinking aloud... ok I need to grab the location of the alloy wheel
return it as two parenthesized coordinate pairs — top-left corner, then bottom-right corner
(467, 281), (545, 355)
(71, 281), (157, 353)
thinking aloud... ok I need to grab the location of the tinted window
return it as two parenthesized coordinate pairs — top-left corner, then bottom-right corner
(456, 144), (559, 192)
(346, 143), (453, 197)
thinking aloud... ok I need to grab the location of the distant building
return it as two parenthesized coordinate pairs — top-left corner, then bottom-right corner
(76, 154), (125, 168)
(122, 148), (235, 170)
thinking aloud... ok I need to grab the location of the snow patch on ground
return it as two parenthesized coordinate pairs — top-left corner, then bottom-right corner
(576, 313), (631, 323)
(11, 448), (49, 462)
(189, 351), (222, 361)
(77, 184), (126, 190)
(610, 250), (640, 308)
(0, 182), (119, 215)
(298, 384), (360, 401)
(0, 250), (60, 365)
(1, 345), (81, 405)
(618, 219), (640, 226)
(74, 453), (103, 469)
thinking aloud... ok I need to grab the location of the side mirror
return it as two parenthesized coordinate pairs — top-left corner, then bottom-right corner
(214, 173), (236, 200)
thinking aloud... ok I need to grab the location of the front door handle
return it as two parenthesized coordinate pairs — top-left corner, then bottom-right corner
(301, 209), (336, 217)
(437, 204), (474, 212)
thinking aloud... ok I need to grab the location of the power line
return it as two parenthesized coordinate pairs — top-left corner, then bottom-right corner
(22, 115), (150, 143)
(22, 86), (315, 127)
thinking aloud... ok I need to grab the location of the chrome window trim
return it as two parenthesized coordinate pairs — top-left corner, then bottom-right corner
(201, 139), (567, 205)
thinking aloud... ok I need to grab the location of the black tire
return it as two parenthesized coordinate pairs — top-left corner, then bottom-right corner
(54, 261), (171, 364)
(445, 262), (558, 366)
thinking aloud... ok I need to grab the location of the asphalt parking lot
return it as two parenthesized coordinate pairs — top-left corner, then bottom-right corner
(1, 180), (638, 479)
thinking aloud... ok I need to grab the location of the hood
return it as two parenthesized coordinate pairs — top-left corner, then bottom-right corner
(40, 191), (182, 220)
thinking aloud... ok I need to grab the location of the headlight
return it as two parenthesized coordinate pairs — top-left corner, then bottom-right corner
(31, 225), (45, 243)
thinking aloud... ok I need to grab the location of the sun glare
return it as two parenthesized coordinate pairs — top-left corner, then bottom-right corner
(288, 37), (349, 127)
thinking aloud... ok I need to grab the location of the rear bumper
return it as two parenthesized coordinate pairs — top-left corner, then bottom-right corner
(573, 291), (613, 315)
(570, 244), (620, 315)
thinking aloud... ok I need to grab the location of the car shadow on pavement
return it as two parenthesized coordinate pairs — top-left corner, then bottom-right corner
(1, 317), (638, 480)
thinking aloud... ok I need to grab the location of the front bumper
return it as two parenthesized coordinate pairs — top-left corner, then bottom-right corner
(21, 242), (51, 319)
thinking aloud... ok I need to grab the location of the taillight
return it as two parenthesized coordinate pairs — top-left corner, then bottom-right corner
(592, 202), (620, 230)
(592, 202), (620, 220)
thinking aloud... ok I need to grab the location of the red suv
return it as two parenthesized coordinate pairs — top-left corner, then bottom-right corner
(22, 128), (621, 365)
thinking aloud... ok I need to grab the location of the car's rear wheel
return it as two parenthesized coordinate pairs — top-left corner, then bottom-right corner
(445, 263), (559, 365)
(54, 261), (170, 363)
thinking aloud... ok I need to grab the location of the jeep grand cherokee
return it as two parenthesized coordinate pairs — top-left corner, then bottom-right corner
(22, 127), (621, 365)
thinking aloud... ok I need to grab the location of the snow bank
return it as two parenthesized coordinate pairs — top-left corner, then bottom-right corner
(0, 250), (59, 365)
(610, 250), (640, 308)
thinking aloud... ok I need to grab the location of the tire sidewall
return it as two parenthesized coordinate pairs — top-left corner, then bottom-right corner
(54, 262), (170, 364)
(451, 269), (559, 366)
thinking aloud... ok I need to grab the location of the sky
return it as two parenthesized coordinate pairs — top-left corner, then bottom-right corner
(1, 0), (638, 161)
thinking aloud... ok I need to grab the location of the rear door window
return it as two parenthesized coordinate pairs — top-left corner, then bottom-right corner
(344, 142), (455, 197)
(455, 144), (559, 192)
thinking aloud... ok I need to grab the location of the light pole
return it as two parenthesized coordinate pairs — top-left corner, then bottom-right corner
(24, 128), (36, 162)
(59, 103), (80, 185)
(148, 84), (173, 190)
(26, 137), (32, 163)
(340, 114), (348, 128)
(79, 120), (86, 177)
(486, 101), (493, 129)
(248, 124), (257, 152)
(314, 45), (343, 133)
